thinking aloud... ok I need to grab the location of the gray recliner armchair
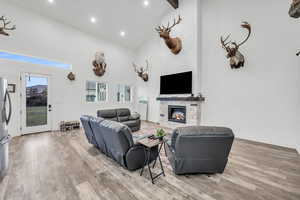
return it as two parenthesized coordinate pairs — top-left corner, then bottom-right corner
(165, 126), (234, 175)
(80, 116), (157, 171)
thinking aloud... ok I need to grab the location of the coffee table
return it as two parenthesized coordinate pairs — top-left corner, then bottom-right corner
(138, 137), (165, 184)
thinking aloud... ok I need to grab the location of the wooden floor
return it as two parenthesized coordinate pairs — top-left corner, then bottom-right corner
(1, 122), (300, 200)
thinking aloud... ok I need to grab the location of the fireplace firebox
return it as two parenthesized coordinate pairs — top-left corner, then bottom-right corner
(168, 105), (186, 124)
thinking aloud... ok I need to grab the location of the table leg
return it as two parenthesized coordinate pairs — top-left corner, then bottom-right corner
(153, 142), (164, 169)
(140, 147), (148, 176)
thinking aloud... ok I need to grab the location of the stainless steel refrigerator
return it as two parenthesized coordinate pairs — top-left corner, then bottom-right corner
(0, 77), (12, 181)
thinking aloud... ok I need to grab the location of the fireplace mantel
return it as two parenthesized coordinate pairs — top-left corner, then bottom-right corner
(156, 96), (205, 102)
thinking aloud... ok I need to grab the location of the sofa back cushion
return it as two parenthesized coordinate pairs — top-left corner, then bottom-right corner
(97, 109), (118, 121)
(116, 108), (131, 122)
(97, 120), (133, 167)
(89, 117), (107, 153)
(172, 126), (234, 159)
(80, 115), (95, 145)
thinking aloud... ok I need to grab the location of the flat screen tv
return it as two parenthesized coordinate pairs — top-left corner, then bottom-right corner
(160, 71), (192, 95)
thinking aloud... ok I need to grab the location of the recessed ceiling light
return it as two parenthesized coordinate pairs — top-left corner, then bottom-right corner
(143, 0), (150, 7)
(48, 0), (54, 4)
(120, 31), (126, 37)
(90, 17), (97, 23)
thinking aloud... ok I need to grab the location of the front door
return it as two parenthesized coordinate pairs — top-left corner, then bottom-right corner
(21, 73), (52, 134)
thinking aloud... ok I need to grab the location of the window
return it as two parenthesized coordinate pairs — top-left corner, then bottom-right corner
(0, 51), (71, 70)
(117, 84), (131, 103)
(86, 81), (107, 102)
(124, 85), (131, 102)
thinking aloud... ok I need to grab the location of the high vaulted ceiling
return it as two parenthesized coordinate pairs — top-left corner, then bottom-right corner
(2, 0), (172, 50)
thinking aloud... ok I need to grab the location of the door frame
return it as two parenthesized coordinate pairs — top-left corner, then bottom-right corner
(20, 72), (53, 135)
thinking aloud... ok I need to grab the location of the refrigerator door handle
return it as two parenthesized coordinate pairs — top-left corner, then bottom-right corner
(4, 89), (12, 125)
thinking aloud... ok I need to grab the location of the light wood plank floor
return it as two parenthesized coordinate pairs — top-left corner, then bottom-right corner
(1, 122), (300, 200)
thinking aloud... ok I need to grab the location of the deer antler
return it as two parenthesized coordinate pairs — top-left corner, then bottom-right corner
(132, 62), (139, 73)
(167, 15), (182, 31)
(220, 34), (231, 50)
(0, 16), (16, 36)
(237, 22), (251, 47)
(145, 60), (149, 72)
(155, 15), (182, 33)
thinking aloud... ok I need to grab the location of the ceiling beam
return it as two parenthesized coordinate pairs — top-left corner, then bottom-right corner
(166, 0), (179, 9)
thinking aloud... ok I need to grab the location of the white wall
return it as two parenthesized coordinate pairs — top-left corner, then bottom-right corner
(137, 0), (300, 151)
(199, 0), (300, 150)
(0, 2), (137, 137)
(135, 0), (200, 122)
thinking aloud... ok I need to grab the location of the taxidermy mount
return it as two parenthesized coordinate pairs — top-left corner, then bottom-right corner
(289, 0), (300, 18)
(220, 22), (252, 69)
(0, 16), (16, 36)
(297, 51), (300, 56)
(92, 51), (107, 77)
(132, 60), (149, 82)
(155, 15), (182, 55)
(67, 72), (75, 81)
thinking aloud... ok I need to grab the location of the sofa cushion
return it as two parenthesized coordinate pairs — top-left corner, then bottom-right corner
(98, 120), (134, 167)
(97, 109), (117, 119)
(117, 108), (130, 122)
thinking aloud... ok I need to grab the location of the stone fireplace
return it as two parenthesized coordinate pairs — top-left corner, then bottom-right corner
(157, 96), (204, 128)
(168, 105), (186, 124)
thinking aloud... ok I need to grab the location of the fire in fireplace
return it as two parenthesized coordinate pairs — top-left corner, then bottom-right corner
(168, 105), (186, 124)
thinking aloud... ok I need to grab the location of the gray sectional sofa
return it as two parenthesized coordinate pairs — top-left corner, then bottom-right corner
(165, 126), (234, 175)
(97, 108), (141, 132)
(80, 115), (157, 171)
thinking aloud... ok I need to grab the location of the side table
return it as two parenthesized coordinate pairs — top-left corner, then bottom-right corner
(138, 137), (165, 184)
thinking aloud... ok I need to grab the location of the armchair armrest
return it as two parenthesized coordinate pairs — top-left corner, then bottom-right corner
(129, 112), (140, 120)
(125, 144), (158, 171)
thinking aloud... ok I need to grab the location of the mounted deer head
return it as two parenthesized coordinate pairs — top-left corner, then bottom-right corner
(155, 15), (182, 55)
(132, 60), (149, 82)
(221, 22), (252, 69)
(0, 16), (16, 36)
(92, 51), (107, 77)
(289, 0), (300, 18)
(297, 51), (300, 56)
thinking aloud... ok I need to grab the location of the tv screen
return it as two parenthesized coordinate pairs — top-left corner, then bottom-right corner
(160, 71), (192, 95)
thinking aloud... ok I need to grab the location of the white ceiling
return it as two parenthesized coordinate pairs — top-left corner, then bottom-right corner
(3, 0), (172, 50)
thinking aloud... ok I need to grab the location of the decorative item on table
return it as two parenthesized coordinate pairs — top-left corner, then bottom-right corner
(67, 72), (75, 81)
(155, 15), (182, 55)
(92, 51), (107, 77)
(155, 128), (166, 141)
(0, 16), (16, 36)
(220, 22), (252, 69)
(7, 84), (16, 93)
(132, 60), (149, 82)
(289, 0), (300, 18)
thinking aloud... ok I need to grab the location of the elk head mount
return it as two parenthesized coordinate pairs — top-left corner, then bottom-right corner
(155, 15), (182, 55)
(132, 60), (149, 82)
(92, 51), (107, 77)
(221, 22), (252, 69)
(289, 0), (300, 18)
(0, 16), (16, 36)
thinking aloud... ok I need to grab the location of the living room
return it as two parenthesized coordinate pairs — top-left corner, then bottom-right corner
(0, 0), (300, 199)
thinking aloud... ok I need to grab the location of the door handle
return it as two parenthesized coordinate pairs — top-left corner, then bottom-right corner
(48, 104), (52, 112)
(4, 89), (12, 125)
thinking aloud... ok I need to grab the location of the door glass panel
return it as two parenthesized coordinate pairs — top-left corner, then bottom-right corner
(26, 75), (48, 127)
